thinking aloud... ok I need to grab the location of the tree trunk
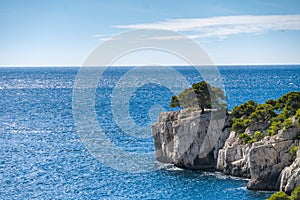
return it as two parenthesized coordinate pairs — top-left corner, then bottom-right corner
(200, 106), (204, 114)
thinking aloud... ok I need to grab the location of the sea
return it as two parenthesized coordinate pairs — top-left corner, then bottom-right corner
(0, 65), (299, 199)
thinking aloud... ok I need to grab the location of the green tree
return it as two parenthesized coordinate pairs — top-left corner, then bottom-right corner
(249, 104), (277, 122)
(290, 146), (299, 160)
(232, 118), (251, 133)
(253, 131), (264, 141)
(170, 81), (226, 113)
(266, 121), (282, 136)
(283, 118), (293, 129)
(230, 92), (300, 137)
(231, 100), (257, 119)
(170, 95), (180, 108)
(275, 92), (300, 118)
(238, 133), (253, 144)
(266, 99), (277, 107)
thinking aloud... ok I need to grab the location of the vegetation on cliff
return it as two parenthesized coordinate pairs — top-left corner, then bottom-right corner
(238, 131), (264, 144)
(170, 84), (300, 144)
(290, 146), (299, 159)
(166, 85), (300, 193)
(170, 81), (226, 113)
(267, 184), (300, 200)
(230, 92), (300, 144)
(167, 85), (300, 193)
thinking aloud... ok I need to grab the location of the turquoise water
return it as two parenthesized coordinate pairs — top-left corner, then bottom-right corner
(0, 66), (299, 199)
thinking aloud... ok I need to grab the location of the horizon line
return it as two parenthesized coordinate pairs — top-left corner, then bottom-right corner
(0, 63), (300, 68)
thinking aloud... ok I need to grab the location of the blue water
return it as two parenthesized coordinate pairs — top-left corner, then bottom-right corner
(0, 66), (299, 199)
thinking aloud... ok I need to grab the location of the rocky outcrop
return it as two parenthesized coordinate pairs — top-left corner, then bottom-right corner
(247, 140), (295, 190)
(152, 109), (229, 169)
(216, 122), (273, 178)
(216, 130), (251, 177)
(280, 148), (300, 194)
(217, 125), (299, 191)
(152, 109), (300, 192)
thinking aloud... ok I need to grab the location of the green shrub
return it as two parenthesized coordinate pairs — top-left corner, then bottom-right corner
(296, 109), (300, 118)
(291, 184), (300, 200)
(249, 104), (277, 123)
(232, 119), (251, 133)
(232, 119), (245, 133)
(253, 131), (264, 141)
(170, 95), (180, 108)
(267, 184), (300, 200)
(283, 118), (293, 129)
(290, 146), (299, 159)
(238, 133), (253, 144)
(296, 109), (300, 127)
(267, 121), (282, 136)
(230, 92), (300, 138)
(275, 92), (300, 117)
(248, 139), (256, 144)
(231, 100), (257, 119)
(266, 99), (277, 107)
(267, 191), (291, 200)
(273, 113), (286, 123)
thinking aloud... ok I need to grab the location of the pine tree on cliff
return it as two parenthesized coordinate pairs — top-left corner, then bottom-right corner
(170, 81), (226, 113)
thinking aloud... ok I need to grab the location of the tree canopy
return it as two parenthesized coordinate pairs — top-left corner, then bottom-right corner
(170, 81), (226, 113)
(231, 91), (300, 137)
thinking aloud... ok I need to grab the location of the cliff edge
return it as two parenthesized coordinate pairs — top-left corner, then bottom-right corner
(152, 108), (300, 193)
(152, 109), (230, 169)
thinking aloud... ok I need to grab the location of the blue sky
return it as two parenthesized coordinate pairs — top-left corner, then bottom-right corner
(0, 0), (300, 66)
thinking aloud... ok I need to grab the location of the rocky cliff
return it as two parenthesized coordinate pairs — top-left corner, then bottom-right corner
(152, 109), (230, 169)
(217, 125), (299, 191)
(152, 108), (300, 193)
(280, 148), (300, 194)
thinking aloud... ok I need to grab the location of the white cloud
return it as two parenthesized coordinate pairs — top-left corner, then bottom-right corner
(90, 34), (104, 38)
(90, 34), (115, 41)
(147, 35), (196, 40)
(114, 15), (300, 39)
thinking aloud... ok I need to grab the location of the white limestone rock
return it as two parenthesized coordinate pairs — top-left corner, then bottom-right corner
(280, 147), (300, 194)
(152, 109), (229, 169)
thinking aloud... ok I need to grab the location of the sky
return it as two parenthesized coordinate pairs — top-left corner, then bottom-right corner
(0, 0), (300, 66)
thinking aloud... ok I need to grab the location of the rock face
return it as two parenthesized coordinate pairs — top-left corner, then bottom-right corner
(280, 148), (300, 194)
(152, 108), (300, 193)
(217, 125), (299, 191)
(152, 109), (229, 169)
(216, 131), (251, 178)
(247, 139), (295, 190)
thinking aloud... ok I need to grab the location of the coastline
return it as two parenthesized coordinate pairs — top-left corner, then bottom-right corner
(152, 97), (300, 194)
